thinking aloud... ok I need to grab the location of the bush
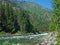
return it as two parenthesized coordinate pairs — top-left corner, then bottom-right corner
(2, 41), (16, 45)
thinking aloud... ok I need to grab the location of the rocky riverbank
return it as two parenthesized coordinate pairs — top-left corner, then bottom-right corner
(0, 32), (57, 45)
(36, 32), (57, 45)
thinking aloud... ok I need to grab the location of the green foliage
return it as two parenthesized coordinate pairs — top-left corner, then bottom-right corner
(0, 0), (20, 34)
(50, 43), (54, 45)
(0, 0), (36, 34)
(56, 36), (60, 45)
(50, 0), (60, 45)
(9, 0), (52, 32)
(2, 41), (16, 45)
(0, 0), (52, 34)
(17, 8), (36, 34)
(54, 0), (60, 30)
(49, 19), (56, 31)
(49, 0), (60, 31)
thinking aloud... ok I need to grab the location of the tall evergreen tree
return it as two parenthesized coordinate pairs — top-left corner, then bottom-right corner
(0, 1), (2, 32)
(17, 8), (35, 34)
(50, 0), (60, 44)
(0, 1), (20, 34)
(4, 2), (20, 33)
(49, 0), (60, 32)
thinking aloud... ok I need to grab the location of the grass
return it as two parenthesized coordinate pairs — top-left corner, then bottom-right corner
(56, 36), (60, 45)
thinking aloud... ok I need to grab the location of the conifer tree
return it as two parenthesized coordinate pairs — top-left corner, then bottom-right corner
(49, 0), (60, 32)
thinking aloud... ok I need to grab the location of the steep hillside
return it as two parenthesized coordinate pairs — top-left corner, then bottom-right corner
(9, 0), (52, 31)
(2, 0), (52, 25)
(0, 0), (52, 34)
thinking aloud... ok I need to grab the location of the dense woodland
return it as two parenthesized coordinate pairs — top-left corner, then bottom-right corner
(50, 0), (60, 45)
(0, 0), (52, 34)
(0, 0), (35, 34)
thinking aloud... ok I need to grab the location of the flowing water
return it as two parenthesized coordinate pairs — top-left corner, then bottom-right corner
(0, 33), (48, 45)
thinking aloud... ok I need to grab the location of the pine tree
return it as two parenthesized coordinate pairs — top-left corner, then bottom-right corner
(4, 2), (20, 33)
(17, 8), (35, 34)
(49, 0), (60, 32)
(0, 1), (20, 34)
(0, 1), (2, 32)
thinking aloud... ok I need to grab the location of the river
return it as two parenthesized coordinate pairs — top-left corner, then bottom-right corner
(0, 33), (48, 45)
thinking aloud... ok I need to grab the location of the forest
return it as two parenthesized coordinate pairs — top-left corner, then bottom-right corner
(0, 0), (60, 45)
(0, 0), (52, 34)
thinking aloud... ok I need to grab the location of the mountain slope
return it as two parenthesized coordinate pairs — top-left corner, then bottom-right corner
(9, 0), (52, 30)
(6, 0), (52, 30)
(0, 0), (52, 33)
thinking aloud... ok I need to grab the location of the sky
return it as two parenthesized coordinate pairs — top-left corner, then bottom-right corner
(26, 0), (52, 9)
